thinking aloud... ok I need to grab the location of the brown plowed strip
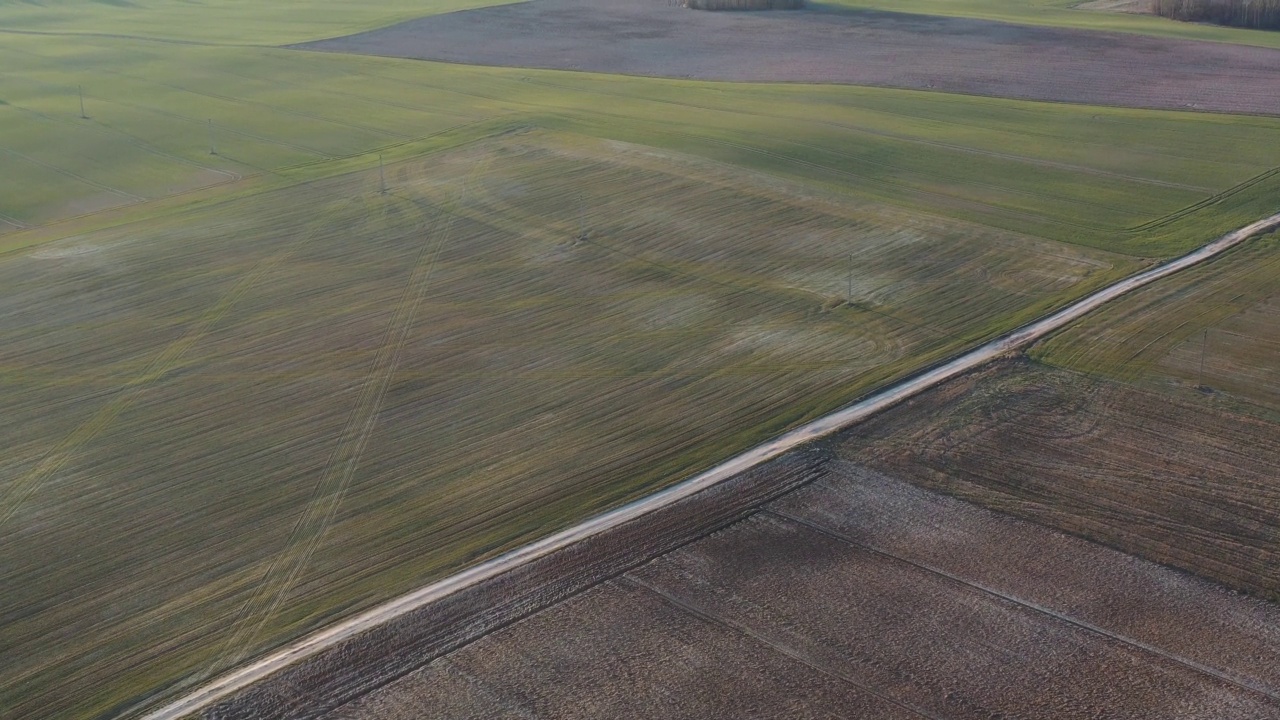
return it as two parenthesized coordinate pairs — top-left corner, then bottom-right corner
(297, 0), (1280, 116)
(323, 470), (1280, 719)
(838, 358), (1280, 600)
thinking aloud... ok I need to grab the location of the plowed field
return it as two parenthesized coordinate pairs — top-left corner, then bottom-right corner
(318, 466), (1280, 720)
(840, 358), (1280, 600)
(300, 0), (1280, 116)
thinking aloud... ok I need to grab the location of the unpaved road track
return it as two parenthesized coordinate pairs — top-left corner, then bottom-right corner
(135, 211), (1280, 720)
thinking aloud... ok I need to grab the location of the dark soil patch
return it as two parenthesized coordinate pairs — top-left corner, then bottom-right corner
(320, 467), (1280, 720)
(297, 0), (1280, 115)
(839, 357), (1280, 600)
(206, 371), (1280, 717)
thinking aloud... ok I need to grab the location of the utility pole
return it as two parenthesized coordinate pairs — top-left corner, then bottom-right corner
(207, 119), (217, 156)
(379, 154), (387, 194)
(78, 86), (87, 119)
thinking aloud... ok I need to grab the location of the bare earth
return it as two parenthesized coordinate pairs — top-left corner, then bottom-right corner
(201, 355), (1280, 718)
(840, 358), (1280, 599)
(162, 214), (1280, 720)
(197, 352), (1280, 719)
(297, 0), (1280, 115)
(324, 465), (1280, 720)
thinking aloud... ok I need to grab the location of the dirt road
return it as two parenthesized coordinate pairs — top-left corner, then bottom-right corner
(134, 211), (1280, 720)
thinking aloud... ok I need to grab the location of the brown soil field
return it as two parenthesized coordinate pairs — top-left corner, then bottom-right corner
(277, 464), (1280, 720)
(840, 358), (1280, 600)
(297, 0), (1280, 115)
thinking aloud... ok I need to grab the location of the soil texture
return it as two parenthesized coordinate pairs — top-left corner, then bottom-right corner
(298, 0), (1280, 115)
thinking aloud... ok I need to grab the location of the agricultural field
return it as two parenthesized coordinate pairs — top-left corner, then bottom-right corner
(0, 131), (1140, 720)
(837, 231), (1280, 600)
(1036, 229), (1280, 416)
(841, 358), (1280, 599)
(304, 0), (1280, 116)
(323, 467), (1280, 719)
(5, 24), (1280, 254)
(0, 0), (523, 45)
(4, 0), (1280, 719)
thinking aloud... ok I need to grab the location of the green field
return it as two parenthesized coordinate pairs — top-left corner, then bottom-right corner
(838, 230), (1280, 603)
(5, 29), (1280, 256)
(0, 0), (524, 44)
(3, 1), (1280, 719)
(0, 132), (1137, 720)
(1034, 229), (1280, 418)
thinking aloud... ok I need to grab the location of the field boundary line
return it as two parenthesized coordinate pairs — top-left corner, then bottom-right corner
(0, 117), (515, 260)
(660, 129), (1108, 233)
(445, 155), (968, 346)
(0, 145), (145, 201)
(130, 211), (1280, 720)
(1125, 166), (1280, 233)
(0, 94), (243, 183)
(765, 508), (1280, 702)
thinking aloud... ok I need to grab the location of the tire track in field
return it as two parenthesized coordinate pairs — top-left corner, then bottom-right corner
(0, 196), (362, 530)
(435, 657), (544, 720)
(0, 91), (242, 183)
(211, 67), (479, 122)
(1047, 242), (1280, 374)
(94, 66), (413, 142)
(1126, 166), (1280, 234)
(516, 76), (1216, 194)
(451, 152), (967, 346)
(203, 171), (478, 679)
(0, 211), (29, 229)
(0, 58), (334, 160)
(131, 213), (1280, 720)
(0, 38), (409, 144)
(618, 576), (945, 720)
(0, 146), (145, 201)
(0, 26), (235, 47)
(764, 508), (1280, 703)
(660, 130), (1108, 233)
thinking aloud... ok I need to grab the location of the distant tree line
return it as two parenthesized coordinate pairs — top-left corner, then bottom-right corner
(1151, 0), (1280, 30)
